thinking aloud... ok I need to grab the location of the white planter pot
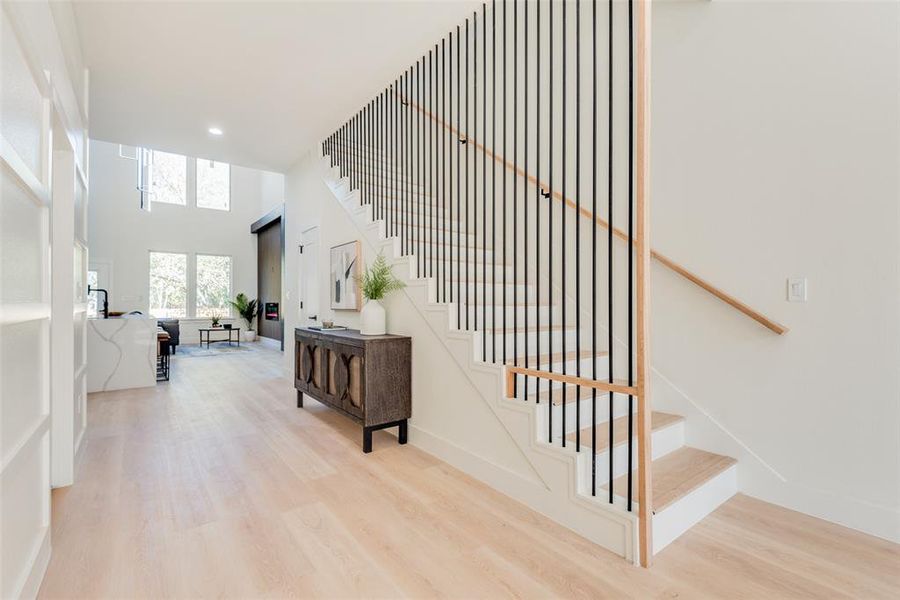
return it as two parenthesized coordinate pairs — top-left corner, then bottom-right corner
(360, 299), (386, 335)
(243, 330), (256, 342)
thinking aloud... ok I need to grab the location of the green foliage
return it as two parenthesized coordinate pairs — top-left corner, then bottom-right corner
(210, 312), (222, 327)
(359, 254), (405, 301)
(228, 292), (259, 330)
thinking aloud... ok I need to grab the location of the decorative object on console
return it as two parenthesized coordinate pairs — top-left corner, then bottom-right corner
(359, 253), (405, 335)
(295, 328), (411, 453)
(228, 292), (259, 341)
(330, 240), (361, 310)
(210, 312), (222, 328)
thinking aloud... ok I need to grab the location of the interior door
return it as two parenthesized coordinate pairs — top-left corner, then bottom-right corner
(298, 226), (320, 326)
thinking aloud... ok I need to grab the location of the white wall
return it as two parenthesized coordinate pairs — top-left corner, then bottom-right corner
(283, 0), (900, 544)
(649, 0), (900, 543)
(283, 152), (539, 484)
(1, 0), (87, 597)
(88, 139), (284, 340)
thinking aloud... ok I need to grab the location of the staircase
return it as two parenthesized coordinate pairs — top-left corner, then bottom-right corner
(318, 141), (738, 562)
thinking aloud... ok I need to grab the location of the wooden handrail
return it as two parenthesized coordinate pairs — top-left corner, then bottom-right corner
(393, 98), (788, 337)
(505, 366), (638, 398)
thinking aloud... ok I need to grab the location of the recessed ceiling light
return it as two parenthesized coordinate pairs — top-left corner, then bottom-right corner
(208, 127), (223, 136)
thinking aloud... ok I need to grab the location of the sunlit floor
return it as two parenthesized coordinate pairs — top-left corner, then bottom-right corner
(39, 344), (900, 598)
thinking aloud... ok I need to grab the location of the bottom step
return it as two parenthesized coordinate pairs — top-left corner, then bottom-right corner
(607, 446), (737, 554)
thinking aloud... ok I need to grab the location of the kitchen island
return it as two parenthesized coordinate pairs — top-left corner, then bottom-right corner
(87, 315), (158, 392)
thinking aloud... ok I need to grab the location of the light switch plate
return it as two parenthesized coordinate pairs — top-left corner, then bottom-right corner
(787, 277), (807, 302)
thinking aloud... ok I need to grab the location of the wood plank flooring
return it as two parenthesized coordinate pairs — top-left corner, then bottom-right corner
(38, 344), (900, 599)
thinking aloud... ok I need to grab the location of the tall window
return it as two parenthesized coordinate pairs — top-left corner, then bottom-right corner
(151, 151), (187, 205)
(148, 251), (187, 318)
(196, 159), (230, 210)
(195, 254), (232, 317)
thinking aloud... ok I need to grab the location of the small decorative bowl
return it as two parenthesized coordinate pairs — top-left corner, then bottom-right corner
(322, 320), (334, 329)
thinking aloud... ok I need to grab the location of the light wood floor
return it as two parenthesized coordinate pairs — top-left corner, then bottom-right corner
(39, 344), (899, 599)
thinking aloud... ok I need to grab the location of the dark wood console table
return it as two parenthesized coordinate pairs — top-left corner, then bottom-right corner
(294, 328), (411, 453)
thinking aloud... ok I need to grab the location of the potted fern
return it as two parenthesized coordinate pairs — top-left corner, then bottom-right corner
(228, 292), (259, 341)
(358, 253), (405, 335)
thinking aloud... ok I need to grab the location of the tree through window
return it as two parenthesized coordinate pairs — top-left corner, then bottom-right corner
(196, 254), (232, 317)
(149, 252), (187, 318)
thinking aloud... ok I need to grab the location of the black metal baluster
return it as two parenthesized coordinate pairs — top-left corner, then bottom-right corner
(419, 59), (423, 276)
(502, 0), (507, 368)
(607, 0), (615, 504)
(444, 25), (462, 314)
(575, 0), (582, 453)
(483, 2), (488, 361)
(535, 0), (541, 408)
(523, 0), (528, 401)
(561, 0), (567, 447)
(402, 72), (407, 255)
(492, 0), (497, 364)
(408, 66), (413, 258)
(592, 0), (599, 496)
(428, 44), (438, 287)
(465, 18), (470, 330)
(456, 25), (462, 326)
(466, 12), (478, 330)
(407, 68), (412, 258)
(548, 0), (554, 445)
(627, 0), (635, 514)
(442, 39), (447, 303)
(513, 0), (519, 394)
(482, 3), (487, 359)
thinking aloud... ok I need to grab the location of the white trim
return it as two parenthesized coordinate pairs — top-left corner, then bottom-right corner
(1, 134), (50, 207)
(0, 416), (49, 475)
(14, 525), (51, 600)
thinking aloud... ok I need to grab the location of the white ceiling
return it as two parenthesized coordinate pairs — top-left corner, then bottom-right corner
(74, 1), (477, 173)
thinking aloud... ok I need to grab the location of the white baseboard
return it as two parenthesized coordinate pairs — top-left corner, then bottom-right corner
(17, 526), (51, 600)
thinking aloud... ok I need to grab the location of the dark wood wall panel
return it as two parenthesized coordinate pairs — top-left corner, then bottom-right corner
(256, 220), (282, 342)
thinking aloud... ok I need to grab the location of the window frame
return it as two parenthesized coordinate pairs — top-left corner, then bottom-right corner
(147, 250), (189, 319)
(149, 150), (188, 207)
(194, 252), (233, 318)
(194, 158), (232, 212)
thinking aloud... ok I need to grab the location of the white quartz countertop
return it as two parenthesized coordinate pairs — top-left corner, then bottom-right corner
(87, 317), (158, 393)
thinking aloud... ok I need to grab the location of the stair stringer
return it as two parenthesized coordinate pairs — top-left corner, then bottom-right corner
(319, 157), (639, 564)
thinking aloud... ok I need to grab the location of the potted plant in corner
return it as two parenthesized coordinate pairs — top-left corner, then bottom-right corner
(228, 292), (260, 342)
(359, 253), (405, 335)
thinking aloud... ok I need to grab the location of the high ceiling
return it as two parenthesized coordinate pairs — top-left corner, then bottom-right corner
(74, 1), (477, 172)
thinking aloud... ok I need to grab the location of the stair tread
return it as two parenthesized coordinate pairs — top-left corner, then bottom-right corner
(566, 412), (683, 451)
(608, 446), (737, 513)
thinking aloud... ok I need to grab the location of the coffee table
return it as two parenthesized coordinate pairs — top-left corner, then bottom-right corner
(198, 327), (241, 349)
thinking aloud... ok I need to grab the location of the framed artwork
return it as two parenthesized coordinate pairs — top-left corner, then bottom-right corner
(330, 240), (361, 310)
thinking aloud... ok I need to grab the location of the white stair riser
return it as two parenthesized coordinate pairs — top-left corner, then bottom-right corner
(434, 281), (536, 305)
(569, 419), (685, 488)
(454, 304), (553, 328)
(651, 465), (737, 554)
(474, 329), (580, 358)
(412, 263), (515, 281)
(395, 242), (501, 262)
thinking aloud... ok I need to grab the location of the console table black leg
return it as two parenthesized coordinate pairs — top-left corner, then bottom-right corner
(363, 427), (373, 453)
(297, 390), (304, 408)
(398, 419), (408, 445)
